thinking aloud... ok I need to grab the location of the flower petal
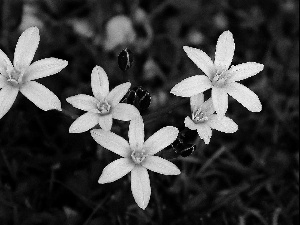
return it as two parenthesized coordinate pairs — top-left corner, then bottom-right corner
(91, 66), (109, 101)
(0, 49), (13, 77)
(226, 82), (262, 112)
(112, 103), (140, 122)
(107, 82), (131, 107)
(207, 115), (238, 133)
(183, 46), (215, 79)
(66, 94), (98, 112)
(20, 81), (61, 111)
(184, 116), (198, 130)
(196, 124), (212, 145)
(227, 62), (264, 82)
(214, 31), (235, 72)
(190, 93), (204, 112)
(91, 129), (130, 157)
(212, 87), (228, 116)
(14, 27), (40, 70)
(24, 58), (68, 82)
(128, 116), (144, 150)
(170, 75), (212, 97)
(0, 85), (19, 120)
(142, 156), (180, 175)
(144, 126), (179, 156)
(131, 166), (151, 210)
(69, 112), (99, 133)
(201, 98), (215, 116)
(98, 158), (135, 184)
(98, 114), (113, 131)
(0, 75), (8, 89)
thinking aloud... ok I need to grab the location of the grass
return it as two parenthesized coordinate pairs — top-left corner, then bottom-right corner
(0, 0), (299, 224)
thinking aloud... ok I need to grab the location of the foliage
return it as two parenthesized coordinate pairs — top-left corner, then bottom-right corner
(0, 0), (299, 224)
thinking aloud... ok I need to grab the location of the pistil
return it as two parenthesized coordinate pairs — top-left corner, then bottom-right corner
(192, 108), (209, 123)
(131, 150), (147, 164)
(97, 101), (111, 115)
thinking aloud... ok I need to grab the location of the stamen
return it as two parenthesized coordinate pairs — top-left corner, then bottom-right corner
(131, 150), (147, 164)
(192, 108), (209, 123)
(97, 101), (111, 115)
(7, 68), (24, 87)
(212, 70), (228, 87)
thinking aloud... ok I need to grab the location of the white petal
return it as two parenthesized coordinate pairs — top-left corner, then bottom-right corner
(112, 103), (140, 121)
(107, 82), (131, 107)
(128, 116), (144, 150)
(69, 112), (99, 133)
(66, 94), (98, 112)
(91, 129), (130, 157)
(201, 98), (215, 116)
(20, 81), (61, 111)
(0, 49), (13, 77)
(183, 46), (215, 79)
(214, 31), (235, 72)
(212, 87), (228, 116)
(144, 126), (179, 156)
(0, 85), (19, 120)
(196, 124), (213, 145)
(190, 93), (204, 112)
(207, 115), (238, 133)
(14, 27), (40, 70)
(98, 158), (135, 184)
(0, 75), (8, 89)
(227, 62), (264, 82)
(226, 82), (262, 112)
(24, 58), (68, 82)
(131, 166), (151, 210)
(170, 75), (212, 97)
(98, 114), (113, 131)
(184, 116), (198, 130)
(91, 66), (109, 101)
(142, 156), (180, 175)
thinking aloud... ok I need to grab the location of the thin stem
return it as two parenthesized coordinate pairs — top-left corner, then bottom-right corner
(143, 98), (189, 125)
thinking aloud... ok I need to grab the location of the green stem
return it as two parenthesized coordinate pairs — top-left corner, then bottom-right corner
(143, 98), (189, 125)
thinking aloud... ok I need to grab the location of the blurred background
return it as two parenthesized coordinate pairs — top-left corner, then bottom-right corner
(0, 0), (299, 224)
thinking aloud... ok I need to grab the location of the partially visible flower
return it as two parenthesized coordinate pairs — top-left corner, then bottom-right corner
(214, 13), (229, 30)
(0, 27), (68, 120)
(19, 4), (44, 32)
(171, 31), (264, 116)
(91, 116), (180, 210)
(185, 93), (238, 144)
(186, 29), (205, 45)
(67, 18), (94, 39)
(104, 15), (136, 51)
(67, 66), (140, 133)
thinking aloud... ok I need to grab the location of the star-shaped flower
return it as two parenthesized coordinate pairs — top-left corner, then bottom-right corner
(171, 31), (264, 116)
(67, 66), (140, 133)
(0, 27), (68, 119)
(91, 116), (180, 210)
(185, 93), (238, 144)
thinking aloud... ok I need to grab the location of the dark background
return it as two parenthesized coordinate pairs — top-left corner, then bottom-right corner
(0, 0), (299, 224)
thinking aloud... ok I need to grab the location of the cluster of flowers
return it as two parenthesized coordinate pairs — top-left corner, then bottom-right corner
(0, 27), (264, 209)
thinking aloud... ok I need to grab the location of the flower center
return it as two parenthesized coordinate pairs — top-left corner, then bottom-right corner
(192, 108), (209, 123)
(97, 101), (111, 115)
(7, 68), (24, 87)
(212, 70), (228, 88)
(131, 150), (147, 164)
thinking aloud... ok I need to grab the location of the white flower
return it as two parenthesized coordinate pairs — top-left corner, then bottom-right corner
(91, 116), (180, 210)
(171, 31), (264, 116)
(67, 66), (140, 133)
(185, 93), (238, 144)
(104, 15), (136, 51)
(0, 27), (68, 120)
